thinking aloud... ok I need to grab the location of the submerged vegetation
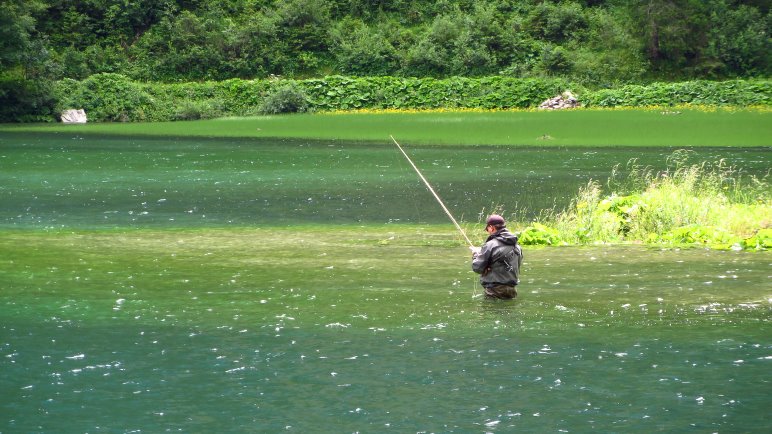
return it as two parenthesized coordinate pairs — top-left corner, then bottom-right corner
(511, 151), (770, 250)
(2, 108), (770, 149)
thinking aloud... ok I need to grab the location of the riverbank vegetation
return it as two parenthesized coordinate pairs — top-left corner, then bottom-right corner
(49, 75), (772, 122)
(509, 151), (770, 250)
(2, 73), (770, 123)
(2, 1), (770, 122)
(4, 0), (769, 83)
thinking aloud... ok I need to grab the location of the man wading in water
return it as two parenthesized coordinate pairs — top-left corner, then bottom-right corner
(470, 214), (523, 299)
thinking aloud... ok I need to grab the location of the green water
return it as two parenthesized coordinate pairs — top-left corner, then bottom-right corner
(4, 109), (771, 147)
(1, 132), (769, 228)
(1, 132), (770, 432)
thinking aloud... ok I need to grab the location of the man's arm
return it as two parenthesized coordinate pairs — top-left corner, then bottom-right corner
(471, 242), (492, 274)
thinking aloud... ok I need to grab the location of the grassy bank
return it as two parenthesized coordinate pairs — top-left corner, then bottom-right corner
(492, 151), (771, 250)
(2, 107), (771, 147)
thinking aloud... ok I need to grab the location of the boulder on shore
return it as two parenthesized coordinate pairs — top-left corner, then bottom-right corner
(539, 91), (579, 110)
(61, 109), (87, 124)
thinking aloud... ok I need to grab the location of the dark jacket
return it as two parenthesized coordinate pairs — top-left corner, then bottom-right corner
(472, 228), (523, 288)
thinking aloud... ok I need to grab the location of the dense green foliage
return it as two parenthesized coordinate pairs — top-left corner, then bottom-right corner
(0, 0), (45, 72)
(40, 74), (770, 122)
(2, 0), (769, 122)
(0, 76), (55, 122)
(2, 0), (769, 84)
(584, 80), (771, 107)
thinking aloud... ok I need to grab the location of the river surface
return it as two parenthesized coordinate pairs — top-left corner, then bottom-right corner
(0, 132), (770, 433)
(1, 132), (769, 228)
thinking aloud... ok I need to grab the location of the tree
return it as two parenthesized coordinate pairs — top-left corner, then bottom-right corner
(330, 18), (400, 75)
(527, 1), (588, 44)
(628, 0), (707, 75)
(129, 11), (229, 81)
(705, 1), (770, 76)
(0, 0), (58, 122)
(269, 0), (333, 74)
(38, 0), (177, 48)
(0, 0), (45, 74)
(404, 14), (460, 76)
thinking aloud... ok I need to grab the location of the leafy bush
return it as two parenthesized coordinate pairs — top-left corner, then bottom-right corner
(173, 99), (225, 121)
(654, 225), (738, 248)
(518, 223), (563, 246)
(301, 76), (568, 110)
(583, 80), (771, 107)
(741, 229), (772, 251)
(54, 73), (152, 122)
(35, 75), (772, 123)
(259, 82), (310, 114)
(0, 77), (56, 122)
(553, 180), (626, 244)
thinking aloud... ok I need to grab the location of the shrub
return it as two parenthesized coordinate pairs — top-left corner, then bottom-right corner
(0, 77), (56, 122)
(741, 229), (772, 251)
(583, 79), (771, 107)
(173, 99), (225, 121)
(259, 82), (310, 114)
(57, 73), (152, 122)
(518, 223), (563, 246)
(655, 225), (738, 248)
(30, 75), (772, 123)
(214, 79), (272, 114)
(553, 180), (625, 244)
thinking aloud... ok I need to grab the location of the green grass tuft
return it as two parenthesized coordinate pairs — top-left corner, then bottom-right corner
(507, 151), (771, 250)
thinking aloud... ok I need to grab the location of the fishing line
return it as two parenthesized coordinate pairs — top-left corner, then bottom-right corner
(390, 135), (478, 298)
(390, 135), (474, 248)
(389, 137), (424, 223)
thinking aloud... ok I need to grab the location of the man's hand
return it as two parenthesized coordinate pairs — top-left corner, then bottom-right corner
(469, 246), (480, 255)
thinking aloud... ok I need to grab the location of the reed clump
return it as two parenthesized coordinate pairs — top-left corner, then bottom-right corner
(516, 151), (770, 250)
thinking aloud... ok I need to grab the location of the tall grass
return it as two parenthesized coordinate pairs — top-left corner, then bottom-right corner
(514, 151), (770, 249)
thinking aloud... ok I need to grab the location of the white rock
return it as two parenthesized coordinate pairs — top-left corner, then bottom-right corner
(539, 91), (580, 110)
(61, 109), (87, 124)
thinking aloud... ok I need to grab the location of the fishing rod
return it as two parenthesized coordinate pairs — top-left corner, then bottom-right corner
(390, 135), (474, 248)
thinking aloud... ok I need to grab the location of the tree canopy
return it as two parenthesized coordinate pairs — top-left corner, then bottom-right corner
(1, 0), (769, 85)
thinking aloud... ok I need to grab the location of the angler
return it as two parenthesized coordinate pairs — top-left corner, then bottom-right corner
(390, 136), (521, 299)
(471, 214), (523, 300)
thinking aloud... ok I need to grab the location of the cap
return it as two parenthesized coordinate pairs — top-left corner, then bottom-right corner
(486, 214), (505, 226)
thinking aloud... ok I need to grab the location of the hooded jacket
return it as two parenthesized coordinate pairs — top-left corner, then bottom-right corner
(472, 228), (523, 288)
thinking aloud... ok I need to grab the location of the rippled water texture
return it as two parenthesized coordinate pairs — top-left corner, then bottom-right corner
(0, 133), (770, 432)
(1, 133), (769, 228)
